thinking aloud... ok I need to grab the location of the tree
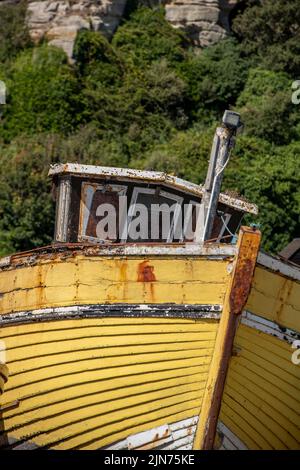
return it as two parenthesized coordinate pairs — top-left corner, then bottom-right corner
(1, 45), (84, 141)
(233, 0), (300, 75)
(224, 136), (300, 253)
(179, 39), (250, 121)
(0, 0), (31, 64)
(112, 6), (188, 67)
(236, 68), (300, 145)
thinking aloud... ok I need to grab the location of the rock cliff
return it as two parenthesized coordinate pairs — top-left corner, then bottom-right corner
(165, 0), (239, 47)
(0, 0), (240, 58)
(26, 0), (128, 59)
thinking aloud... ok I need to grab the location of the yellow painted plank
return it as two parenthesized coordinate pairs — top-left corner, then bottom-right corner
(3, 332), (216, 365)
(220, 401), (268, 450)
(238, 324), (295, 359)
(8, 388), (202, 448)
(3, 357), (211, 403)
(4, 380), (204, 435)
(227, 363), (300, 424)
(226, 369), (300, 441)
(237, 327), (298, 369)
(235, 335), (300, 385)
(2, 365), (206, 419)
(6, 341), (215, 376)
(246, 266), (300, 331)
(0, 317), (211, 338)
(6, 349), (213, 390)
(58, 405), (201, 450)
(2, 321), (218, 349)
(229, 355), (300, 404)
(225, 379), (300, 448)
(82, 406), (201, 450)
(219, 321), (300, 450)
(0, 257), (229, 314)
(218, 410), (259, 450)
(222, 394), (283, 449)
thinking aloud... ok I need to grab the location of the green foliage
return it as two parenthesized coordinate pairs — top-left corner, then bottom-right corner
(224, 137), (300, 252)
(180, 39), (249, 121)
(135, 126), (214, 183)
(112, 7), (188, 67)
(0, 3), (299, 256)
(1, 46), (84, 140)
(0, 0), (31, 64)
(73, 30), (123, 84)
(236, 68), (300, 144)
(232, 0), (300, 75)
(75, 25), (188, 159)
(0, 135), (56, 256)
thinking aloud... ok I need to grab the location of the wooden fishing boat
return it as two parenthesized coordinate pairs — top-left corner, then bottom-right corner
(0, 112), (299, 450)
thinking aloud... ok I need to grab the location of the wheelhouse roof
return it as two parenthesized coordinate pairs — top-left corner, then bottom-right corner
(49, 163), (258, 215)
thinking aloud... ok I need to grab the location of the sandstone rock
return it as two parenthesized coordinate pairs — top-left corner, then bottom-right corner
(0, 0), (241, 59)
(25, 0), (127, 59)
(165, 0), (239, 47)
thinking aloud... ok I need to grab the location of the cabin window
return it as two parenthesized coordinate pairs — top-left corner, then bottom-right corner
(125, 187), (183, 243)
(78, 182), (127, 243)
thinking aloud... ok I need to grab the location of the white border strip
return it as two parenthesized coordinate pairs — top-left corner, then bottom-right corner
(241, 311), (300, 344)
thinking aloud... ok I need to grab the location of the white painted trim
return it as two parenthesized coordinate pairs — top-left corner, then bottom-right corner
(127, 424), (170, 449)
(105, 415), (199, 451)
(257, 252), (300, 282)
(241, 311), (300, 344)
(0, 243), (236, 269)
(48, 163), (258, 215)
(217, 421), (248, 450)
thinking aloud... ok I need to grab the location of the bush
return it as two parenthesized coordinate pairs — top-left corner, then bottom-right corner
(1, 46), (84, 141)
(224, 136), (300, 253)
(232, 0), (300, 75)
(0, 135), (56, 255)
(112, 7), (188, 67)
(180, 39), (250, 120)
(0, 0), (31, 64)
(236, 68), (299, 144)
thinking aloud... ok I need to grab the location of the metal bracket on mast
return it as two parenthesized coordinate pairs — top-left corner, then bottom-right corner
(198, 110), (243, 243)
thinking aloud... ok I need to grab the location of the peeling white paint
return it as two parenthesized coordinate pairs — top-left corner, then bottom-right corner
(105, 415), (199, 450)
(241, 311), (300, 344)
(257, 252), (300, 282)
(49, 163), (258, 215)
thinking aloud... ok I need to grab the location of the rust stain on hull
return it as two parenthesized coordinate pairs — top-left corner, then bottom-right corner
(137, 261), (156, 282)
